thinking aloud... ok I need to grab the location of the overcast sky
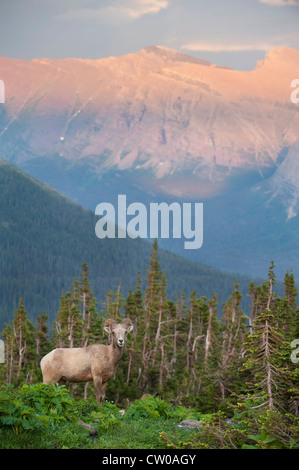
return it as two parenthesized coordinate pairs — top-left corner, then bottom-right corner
(0, 0), (298, 70)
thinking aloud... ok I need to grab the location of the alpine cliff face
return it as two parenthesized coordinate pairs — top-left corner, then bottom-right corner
(267, 139), (299, 219)
(0, 46), (299, 198)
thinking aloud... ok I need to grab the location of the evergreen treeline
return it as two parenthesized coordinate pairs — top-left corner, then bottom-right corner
(0, 241), (298, 418)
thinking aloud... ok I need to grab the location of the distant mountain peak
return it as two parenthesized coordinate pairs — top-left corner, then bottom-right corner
(141, 45), (213, 66)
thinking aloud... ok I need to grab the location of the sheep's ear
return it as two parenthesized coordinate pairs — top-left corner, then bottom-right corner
(126, 325), (134, 333)
(104, 326), (112, 334)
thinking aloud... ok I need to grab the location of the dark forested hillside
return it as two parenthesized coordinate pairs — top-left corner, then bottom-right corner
(0, 158), (256, 328)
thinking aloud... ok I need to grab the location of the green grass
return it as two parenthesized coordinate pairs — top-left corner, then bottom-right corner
(92, 418), (198, 450)
(0, 413), (198, 450)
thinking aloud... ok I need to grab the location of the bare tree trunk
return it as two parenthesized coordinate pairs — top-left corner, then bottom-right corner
(126, 351), (133, 385)
(14, 322), (26, 379)
(204, 304), (214, 365)
(266, 272), (274, 410)
(68, 315), (74, 348)
(6, 338), (14, 384)
(82, 291), (86, 320)
(158, 342), (164, 387)
(84, 383), (89, 399)
(186, 309), (193, 370)
(152, 305), (163, 367)
(265, 317), (274, 411)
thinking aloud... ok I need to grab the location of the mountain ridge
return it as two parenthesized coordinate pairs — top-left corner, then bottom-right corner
(1, 45), (298, 190)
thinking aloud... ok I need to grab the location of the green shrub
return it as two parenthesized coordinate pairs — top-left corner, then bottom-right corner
(89, 401), (123, 432)
(0, 390), (49, 434)
(17, 383), (77, 424)
(0, 383), (78, 436)
(124, 395), (173, 420)
(169, 405), (201, 422)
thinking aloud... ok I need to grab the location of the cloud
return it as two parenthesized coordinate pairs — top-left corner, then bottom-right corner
(57, 0), (169, 24)
(125, 0), (169, 19)
(180, 42), (279, 53)
(259, 0), (299, 6)
(180, 31), (299, 54)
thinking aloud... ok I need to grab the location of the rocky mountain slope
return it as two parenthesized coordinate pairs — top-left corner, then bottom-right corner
(0, 46), (298, 198)
(266, 139), (299, 219)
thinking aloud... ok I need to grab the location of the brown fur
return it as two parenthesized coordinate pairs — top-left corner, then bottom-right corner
(40, 318), (133, 404)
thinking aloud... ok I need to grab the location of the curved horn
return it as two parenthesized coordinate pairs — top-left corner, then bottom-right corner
(121, 317), (133, 331)
(103, 318), (117, 332)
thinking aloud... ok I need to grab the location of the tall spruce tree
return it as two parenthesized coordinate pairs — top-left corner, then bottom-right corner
(1, 323), (14, 383)
(12, 298), (36, 384)
(242, 263), (289, 411)
(141, 239), (164, 392)
(219, 283), (248, 400)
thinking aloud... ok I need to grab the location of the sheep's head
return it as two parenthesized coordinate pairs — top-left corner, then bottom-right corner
(103, 318), (134, 348)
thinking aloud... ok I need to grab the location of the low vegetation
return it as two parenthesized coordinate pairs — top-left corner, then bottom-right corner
(0, 385), (298, 449)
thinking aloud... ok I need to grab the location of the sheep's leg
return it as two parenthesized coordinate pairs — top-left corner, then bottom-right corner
(93, 377), (108, 405)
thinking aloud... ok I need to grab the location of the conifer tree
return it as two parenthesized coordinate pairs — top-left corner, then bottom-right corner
(77, 264), (100, 347)
(35, 312), (50, 356)
(283, 269), (299, 340)
(141, 239), (164, 392)
(124, 273), (144, 391)
(242, 263), (288, 411)
(12, 298), (36, 383)
(180, 290), (205, 397)
(80, 261), (90, 321)
(203, 294), (219, 368)
(219, 283), (248, 399)
(198, 294), (222, 411)
(53, 292), (71, 347)
(1, 323), (14, 383)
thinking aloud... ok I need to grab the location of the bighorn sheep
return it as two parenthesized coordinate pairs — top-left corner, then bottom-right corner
(40, 318), (133, 404)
